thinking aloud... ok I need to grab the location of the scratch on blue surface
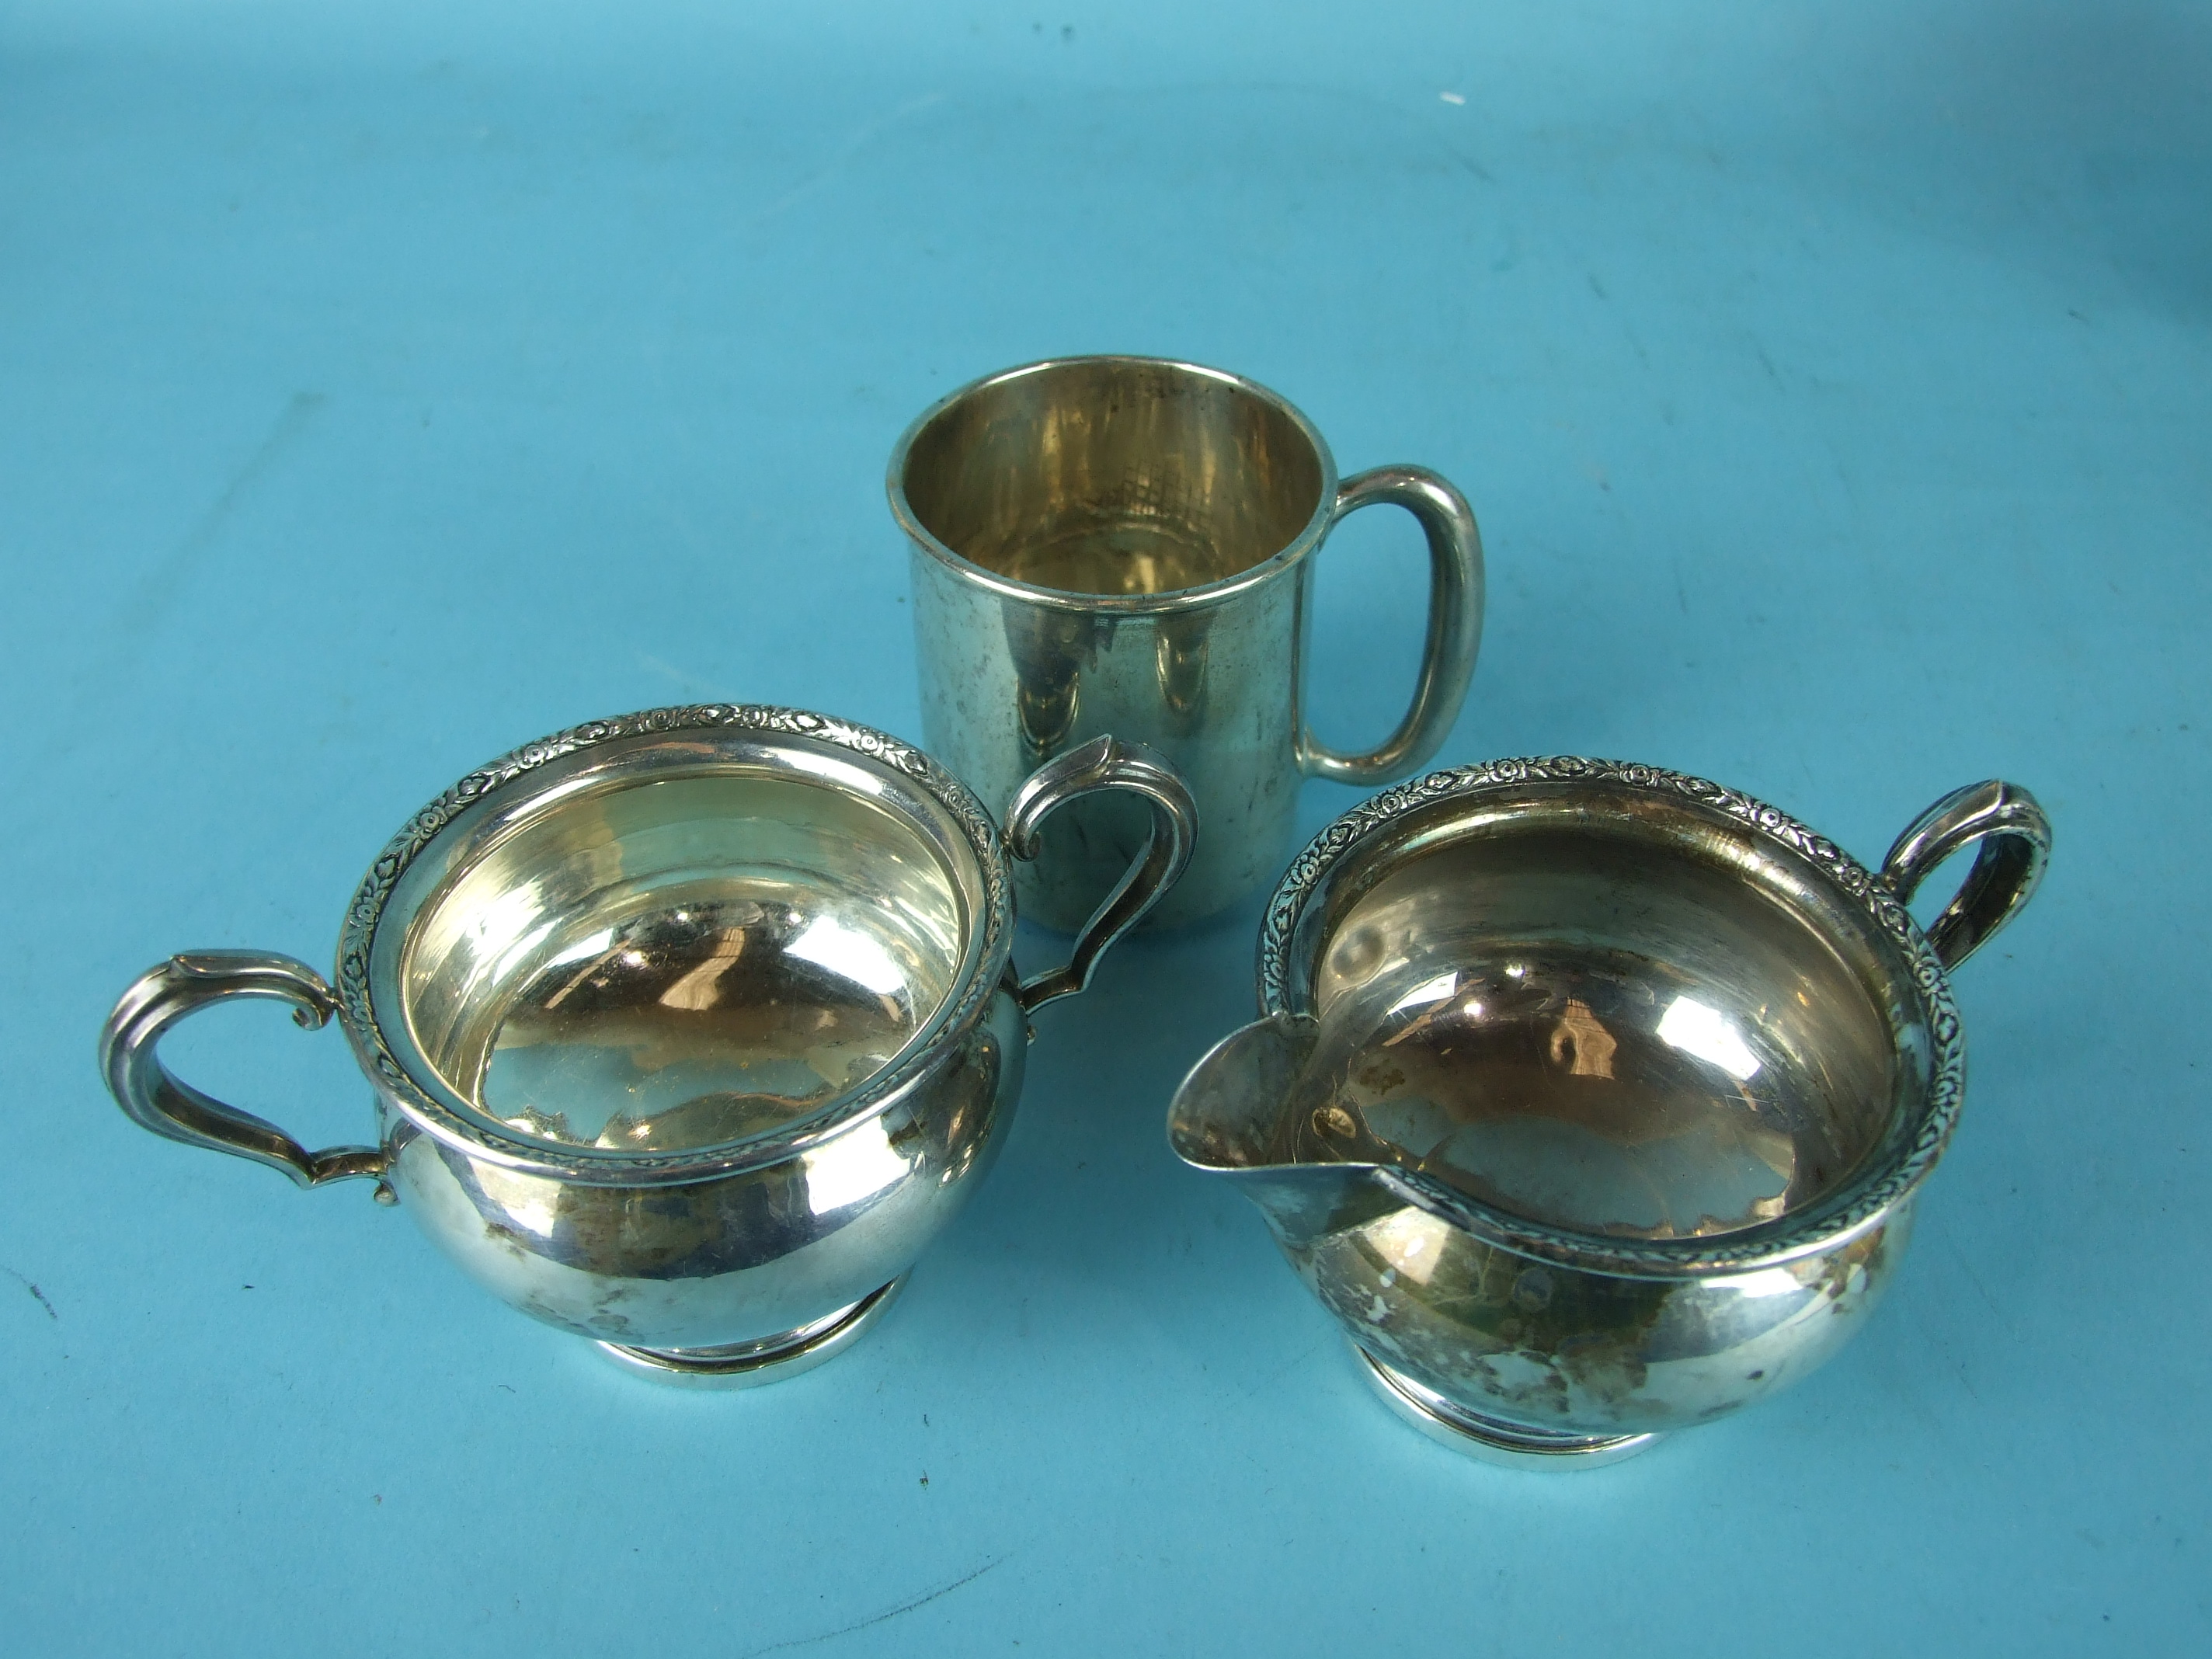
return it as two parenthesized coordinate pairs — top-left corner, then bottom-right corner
(117, 389), (328, 635)
(5, 1266), (58, 1321)
(737, 1556), (1007, 1657)
(742, 92), (947, 229)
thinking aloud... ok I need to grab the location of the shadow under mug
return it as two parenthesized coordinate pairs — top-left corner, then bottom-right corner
(96, 705), (1195, 1386)
(890, 355), (1485, 931)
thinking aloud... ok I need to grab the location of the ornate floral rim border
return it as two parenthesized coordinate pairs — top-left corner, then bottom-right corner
(332, 704), (1013, 1182)
(1256, 756), (1966, 1274)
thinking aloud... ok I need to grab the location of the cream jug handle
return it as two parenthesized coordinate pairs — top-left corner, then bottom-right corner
(98, 951), (388, 1188)
(1004, 736), (1198, 1013)
(1296, 464), (1485, 786)
(1880, 781), (2051, 971)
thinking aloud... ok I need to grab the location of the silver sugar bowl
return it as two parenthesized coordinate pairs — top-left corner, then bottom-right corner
(1170, 757), (2047, 1465)
(101, 705), (1194, 1385)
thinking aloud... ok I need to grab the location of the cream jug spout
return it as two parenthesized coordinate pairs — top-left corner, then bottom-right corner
(1168, 1013), (1410, 1244)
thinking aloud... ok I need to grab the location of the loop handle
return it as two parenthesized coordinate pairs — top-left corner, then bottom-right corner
(1880, 781), (2051, 972)
(1004, 736), (1198, 1013)
(1297, 464), (1485, 785)
(96, 951), (386, 1188)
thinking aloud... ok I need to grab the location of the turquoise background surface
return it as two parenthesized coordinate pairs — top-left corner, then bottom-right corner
(3, 2), (2206, 1651)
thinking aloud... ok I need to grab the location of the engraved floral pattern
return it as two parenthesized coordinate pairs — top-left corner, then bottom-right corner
(1254, 756), (1968, 1274)
(333, 705), (1012, 1178)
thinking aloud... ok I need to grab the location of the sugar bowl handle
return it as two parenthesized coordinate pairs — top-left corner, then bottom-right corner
(1005, 736), (1198, 1013)
(98, 951), (388, 1188)
(1297, 464), (1485, 786)
(1880, 781), (2051, 971)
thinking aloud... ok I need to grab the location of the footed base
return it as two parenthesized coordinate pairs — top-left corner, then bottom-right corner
(1352, 1342), (1661, 1469)
(596, 1276), (907, 1389)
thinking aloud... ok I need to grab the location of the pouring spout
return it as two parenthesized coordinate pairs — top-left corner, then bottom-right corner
(1167, 1014), (1405, 1246)
(1168, 1012), (1320, 1171)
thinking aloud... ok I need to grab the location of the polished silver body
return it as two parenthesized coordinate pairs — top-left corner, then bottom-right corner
(891, 356), (1485, 930)
(1170, 759), (2048, 1464)
(99, 705), (1195, 1382)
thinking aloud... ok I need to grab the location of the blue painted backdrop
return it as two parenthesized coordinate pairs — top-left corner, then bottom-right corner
(3, 2), (2205, 1652)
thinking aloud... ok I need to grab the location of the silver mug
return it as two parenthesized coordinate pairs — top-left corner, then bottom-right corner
(890, 355), (1485, 930)
(99, 705), (1195, 1385)
(1171, 757), (2049, 1465)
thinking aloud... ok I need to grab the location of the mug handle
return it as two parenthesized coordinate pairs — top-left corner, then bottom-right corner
(1003, 736), (1198, 1013)
(1296, 464), (1486, 786)
(97, 951), (388, 1188)
(1880, 781), (2052, 972)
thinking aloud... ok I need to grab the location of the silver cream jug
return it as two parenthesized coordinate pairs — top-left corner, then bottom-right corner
(1170, 757), (2047, 1466)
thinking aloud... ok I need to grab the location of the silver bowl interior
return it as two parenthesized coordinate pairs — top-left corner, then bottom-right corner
(381, 743), (981, 1159)
(1279, 784), (1929, 1242)
(896, 359), (1327, 596)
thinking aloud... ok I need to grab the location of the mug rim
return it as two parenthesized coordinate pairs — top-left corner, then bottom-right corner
(332, 704), (1017, 1187)
(885, 353), (1342, 614)
(1256, 756), (1968, 1275)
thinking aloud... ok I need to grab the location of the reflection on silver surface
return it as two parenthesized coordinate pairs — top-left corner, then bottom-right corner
(1354, 1341), (1659, 1469)
(1296, 951), (1804, 1240)
(1282, 806), (1897, 1243)
(1655, 996), (1762, 1082)
(595, 1275), (909, 1390)
(898, 356), (1327, 593)
(398, 768), (969, 1159)
(1171, 759), (2050, 1464)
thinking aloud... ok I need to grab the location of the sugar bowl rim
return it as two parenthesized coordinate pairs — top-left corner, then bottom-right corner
(332, 704), (1017, 1188)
